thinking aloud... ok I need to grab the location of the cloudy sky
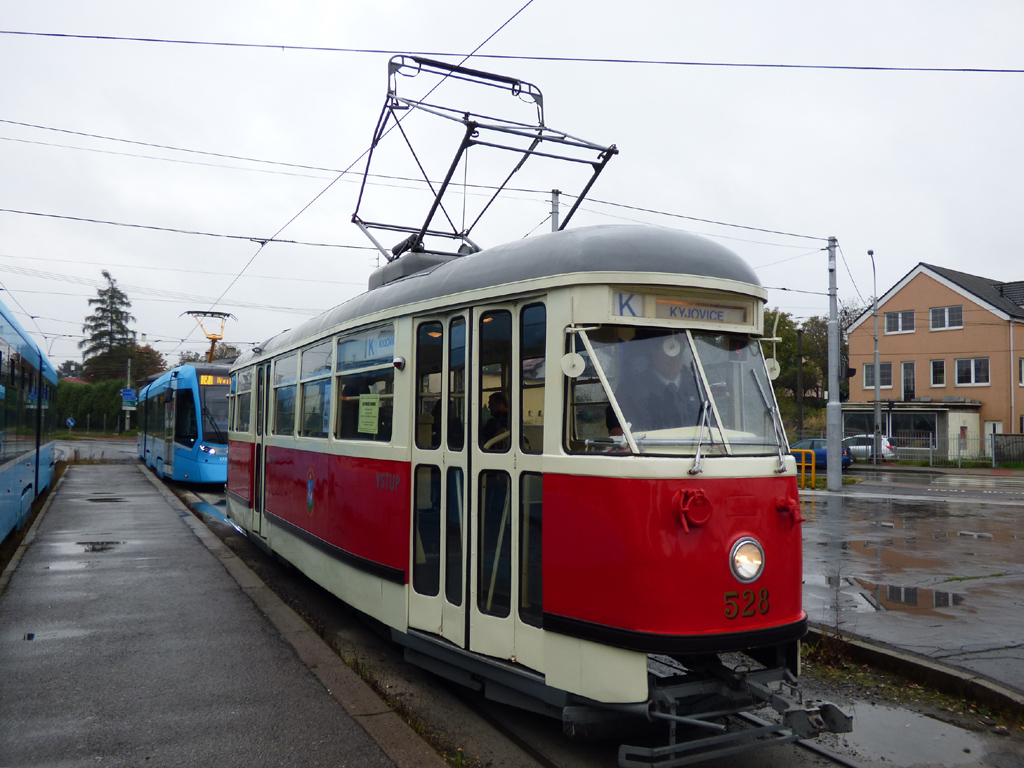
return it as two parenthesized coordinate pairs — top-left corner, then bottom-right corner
(3, 1), (1023, 371)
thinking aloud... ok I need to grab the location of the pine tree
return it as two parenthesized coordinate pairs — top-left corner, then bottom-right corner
(79, 271), (137, 381)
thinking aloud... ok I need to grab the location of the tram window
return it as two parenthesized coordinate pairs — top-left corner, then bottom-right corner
(300, 379), (331, 438)
(273, 354), (297, 436)
(444, 467), (464, 606)
(520, 304), (545, 454)
(174, 390), (198, 446)
(235, 368), (253, 432)
(299, 342), (332, 438)
(335, 325), (395, 442)
(416, 322), (443, 449)
(478, 469), (511, 618)
(479, 311), (512, 453)
(413, 465), (441, 597)
(689, 332), (779, 455)
(519, 473), (543, 627)
(448, 318), (466, 452)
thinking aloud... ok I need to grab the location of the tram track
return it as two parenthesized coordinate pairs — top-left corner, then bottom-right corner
(177, 484), (869, 768)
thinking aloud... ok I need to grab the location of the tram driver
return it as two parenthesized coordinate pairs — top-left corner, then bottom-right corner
(608, 332), (703, 434)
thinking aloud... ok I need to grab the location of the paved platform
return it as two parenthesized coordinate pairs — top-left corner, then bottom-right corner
(0, 464), (444, 768)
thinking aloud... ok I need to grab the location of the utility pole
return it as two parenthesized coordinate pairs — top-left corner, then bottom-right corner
(826, 237), (842, 491)
(796, 328), (804, 438)
(551, 189), (560, 232)
(870, 250), (881, 465)
(126, 357), (132, 432)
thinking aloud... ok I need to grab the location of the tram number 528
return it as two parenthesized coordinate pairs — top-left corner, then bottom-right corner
(724, 589), (769, 619)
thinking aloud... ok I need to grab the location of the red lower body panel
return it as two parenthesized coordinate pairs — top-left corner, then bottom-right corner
(543, 473), (805, 642)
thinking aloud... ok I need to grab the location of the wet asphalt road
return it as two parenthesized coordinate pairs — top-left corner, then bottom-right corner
(802, 469), (1024, 694)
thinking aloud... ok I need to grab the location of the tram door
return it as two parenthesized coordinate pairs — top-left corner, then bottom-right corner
(409, 313), (469, 647)
(469, 302), (546, 669)
(251, 362), (270, 537)
(162, 384), (175, 476)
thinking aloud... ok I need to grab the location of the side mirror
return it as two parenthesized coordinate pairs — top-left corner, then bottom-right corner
(560, 352), (585, 378)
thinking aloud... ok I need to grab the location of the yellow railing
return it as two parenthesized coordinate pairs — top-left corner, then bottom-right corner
(791, 449), (816, 489)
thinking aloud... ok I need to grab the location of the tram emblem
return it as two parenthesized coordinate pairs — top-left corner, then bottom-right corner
(306, 468), (315, 514)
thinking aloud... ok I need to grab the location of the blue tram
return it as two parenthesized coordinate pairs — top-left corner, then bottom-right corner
(137, 364), (230, 484)
(0, 299), (57, 547)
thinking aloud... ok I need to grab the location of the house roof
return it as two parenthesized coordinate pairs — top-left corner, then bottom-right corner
(922, 263), (1024, 320)
(849, 262), (1024, 334)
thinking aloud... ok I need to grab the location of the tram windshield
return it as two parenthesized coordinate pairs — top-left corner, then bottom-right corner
(565, 325), (785, 457)
(199, 384), (230, 444)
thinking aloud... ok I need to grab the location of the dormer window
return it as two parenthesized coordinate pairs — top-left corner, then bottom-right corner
(930, 305), (963, 330)
(884, 310), (915, 334)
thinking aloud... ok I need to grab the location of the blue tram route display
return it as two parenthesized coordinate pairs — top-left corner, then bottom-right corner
(0, 298), (57, 548)
(136, 364), (230, 484)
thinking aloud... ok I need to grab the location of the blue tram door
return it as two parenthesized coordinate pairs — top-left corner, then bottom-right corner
(162, 384), (174, 477)
(409, 313), (469, 648)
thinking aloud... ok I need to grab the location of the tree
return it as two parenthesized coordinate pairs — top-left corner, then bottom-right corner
(177, 342), (242, 366)
(57, 360), (84, 379)
(80, 343), (167, 385)
(80, 271), (136, 381)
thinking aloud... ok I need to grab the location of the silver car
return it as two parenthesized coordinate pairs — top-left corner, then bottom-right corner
(843, 434), (897, 461)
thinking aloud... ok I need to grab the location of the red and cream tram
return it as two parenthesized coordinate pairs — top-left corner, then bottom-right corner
(226, 224), (849, 765)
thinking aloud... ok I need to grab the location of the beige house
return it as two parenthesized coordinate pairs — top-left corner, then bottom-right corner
(845, 263), (1024, 454)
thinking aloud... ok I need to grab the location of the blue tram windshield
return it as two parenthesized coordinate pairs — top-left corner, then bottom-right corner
(567, 325), (784, 456)
(199, 384), (229, 444)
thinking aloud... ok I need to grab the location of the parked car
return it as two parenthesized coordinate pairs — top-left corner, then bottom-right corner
(789, 438), (853, 470)
(843, 434), (897, 461)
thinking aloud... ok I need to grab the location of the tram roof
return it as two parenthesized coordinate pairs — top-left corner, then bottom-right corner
(240, 224), (761, 364)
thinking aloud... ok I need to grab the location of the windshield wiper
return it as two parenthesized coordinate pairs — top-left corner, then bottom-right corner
(202, 405), (226, 444)
(750, 369), (788, 473)
(687, 399), (713, 475)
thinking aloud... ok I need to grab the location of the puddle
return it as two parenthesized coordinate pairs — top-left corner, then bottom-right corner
(839, 704), (986, 766)
(45, 561), (88, 572)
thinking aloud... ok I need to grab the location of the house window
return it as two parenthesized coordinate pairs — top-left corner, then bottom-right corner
(955, 357), (989, 386)
(930, 305), (963, 330)
(1019, 358), (1024, 386)
(863, 362), (893, 388)
(930, 360), (945, 387)
(884, 310), (915, 334)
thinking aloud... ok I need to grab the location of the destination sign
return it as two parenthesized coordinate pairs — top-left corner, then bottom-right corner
(614, 292), (751, 326)
(338, 325), (395, 372)
(200, 375), (231, 386)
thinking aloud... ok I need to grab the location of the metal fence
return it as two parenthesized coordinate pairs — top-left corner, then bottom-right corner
(891, 433), (1024, 469)
(790, 430), (1024, 468)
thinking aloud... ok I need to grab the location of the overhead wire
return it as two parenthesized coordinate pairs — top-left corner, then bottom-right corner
(3, 32), (1024, 75)
(185, 0), (539, 353)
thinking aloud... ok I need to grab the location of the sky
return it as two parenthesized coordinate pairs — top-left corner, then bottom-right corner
(3, 1), (1023, 373)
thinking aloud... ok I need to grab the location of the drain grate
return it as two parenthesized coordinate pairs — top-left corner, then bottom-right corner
(76, 541), (124, 553)
(85, 497), (126, 503)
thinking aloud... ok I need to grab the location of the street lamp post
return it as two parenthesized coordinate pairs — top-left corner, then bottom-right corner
(869, 250), (881, 466)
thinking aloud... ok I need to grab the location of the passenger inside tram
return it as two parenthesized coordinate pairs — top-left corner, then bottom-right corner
(481, 391), (510, 450)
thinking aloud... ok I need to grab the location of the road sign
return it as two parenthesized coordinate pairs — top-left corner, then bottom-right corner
(66, 417), (76, 428)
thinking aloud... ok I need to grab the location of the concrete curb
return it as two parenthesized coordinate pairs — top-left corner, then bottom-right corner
(807, 625), (1024, 716)
(138, 467), (448, 768)
(0, 469), (68, 596)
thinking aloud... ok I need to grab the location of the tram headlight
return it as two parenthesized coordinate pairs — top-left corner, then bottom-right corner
(199, 444), (218, 455)
(730, 537), (765, 583)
